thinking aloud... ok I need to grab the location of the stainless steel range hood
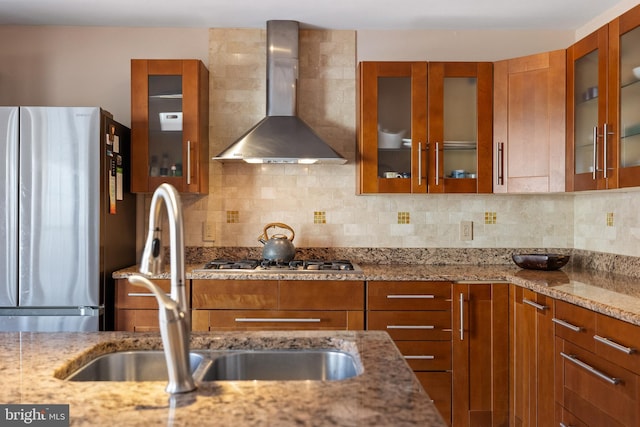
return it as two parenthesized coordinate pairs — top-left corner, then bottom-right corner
(213, 20), (347, 165)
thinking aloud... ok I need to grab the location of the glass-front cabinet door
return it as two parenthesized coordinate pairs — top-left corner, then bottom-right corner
(357, 62), (428, 194)
(567, 27), (609, 191)
(131, 59), (209, 194)
(428, 62), (493, 193)
(613, 4), (640, 188)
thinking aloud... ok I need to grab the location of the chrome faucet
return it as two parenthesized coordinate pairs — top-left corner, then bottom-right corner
(128, 183), (195, 394)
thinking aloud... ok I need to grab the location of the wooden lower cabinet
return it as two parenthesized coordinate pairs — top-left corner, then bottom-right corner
(554, 299), (640, 427)
(509, 286), (555, 427)
(452, 283), (509, 427)
(115, 278), (185, 331)
(191, 279), (365, 331)
(366, 281), (453, 425)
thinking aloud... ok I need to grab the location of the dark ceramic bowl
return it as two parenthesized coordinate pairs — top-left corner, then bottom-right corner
(512, 253), (570, 271)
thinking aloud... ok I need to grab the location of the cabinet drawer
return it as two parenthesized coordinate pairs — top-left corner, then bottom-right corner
(116, 279), (174, 309)
(415, 371), (452, 426)
(595, 314), (640, 375)
(395, 340), (451, 371)
(279, 280), (365, 310)
(368, 281), (452, 310)
(553, 300), (596, 352)
(555, 403), (588, 427)
(368, 311), (451, 340)
(191, 280), (278, 309)
(556, 338), (639, 427)
(195, 310), (359, 331)
(115, 309), (161, 332)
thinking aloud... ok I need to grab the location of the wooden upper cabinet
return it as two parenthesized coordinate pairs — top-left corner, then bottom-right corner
(428, 62), (493, 194)
(567, 3), (640, 191)
(357, 62), (428, 194)
(357, 61), (493, 194)
(131, 59), (209, 194)
(493, 50), (566, 193)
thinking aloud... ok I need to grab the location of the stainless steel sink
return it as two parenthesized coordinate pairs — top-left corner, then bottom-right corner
(65, 349), (361, 382)
(199, 350), (361, 381)
(66, 351), (204, 381)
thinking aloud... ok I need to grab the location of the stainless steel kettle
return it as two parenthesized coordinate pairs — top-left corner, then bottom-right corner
(258, 222), (296, 263)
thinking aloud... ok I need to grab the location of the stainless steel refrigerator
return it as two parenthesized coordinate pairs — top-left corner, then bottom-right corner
(0, 106), (136, 331)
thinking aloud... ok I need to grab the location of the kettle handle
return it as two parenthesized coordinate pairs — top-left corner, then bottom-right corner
(262, 222), (295, 242)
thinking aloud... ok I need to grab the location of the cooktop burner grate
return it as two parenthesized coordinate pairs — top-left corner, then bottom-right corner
(197, 258), (361, 273)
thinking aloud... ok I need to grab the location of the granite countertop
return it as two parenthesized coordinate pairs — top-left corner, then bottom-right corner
(114, 263), (640, 326)
(0, 330), (444, 426)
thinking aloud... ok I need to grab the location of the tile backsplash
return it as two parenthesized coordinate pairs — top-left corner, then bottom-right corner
(141, 28), (640, 260)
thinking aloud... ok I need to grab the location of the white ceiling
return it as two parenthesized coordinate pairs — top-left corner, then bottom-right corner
(0, 0), (626, 30)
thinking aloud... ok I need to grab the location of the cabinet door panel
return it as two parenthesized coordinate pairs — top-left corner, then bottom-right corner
(367, 310), (451, 341)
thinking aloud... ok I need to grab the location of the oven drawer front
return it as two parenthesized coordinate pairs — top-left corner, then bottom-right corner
(368, 310), (451, 341)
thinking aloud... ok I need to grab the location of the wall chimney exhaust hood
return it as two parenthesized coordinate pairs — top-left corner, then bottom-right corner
(212, 20), (347, 165)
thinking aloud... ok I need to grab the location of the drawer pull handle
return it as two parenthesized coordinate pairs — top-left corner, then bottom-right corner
(128, 292), (171, 297)
(404, 355), (435, 360)
(552, 318), (582, 332)
(387, 294), (435, 299)
(523, 298), (548, 311)
(560, 352), (620, 385)
(594, 334), (635, 355)
(387, 325), (435, 330)
(234, 318), (321, 323)
(459, 293), (464, 341)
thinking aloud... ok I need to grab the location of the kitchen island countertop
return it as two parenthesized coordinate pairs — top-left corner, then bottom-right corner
(0, 330), (444, 426)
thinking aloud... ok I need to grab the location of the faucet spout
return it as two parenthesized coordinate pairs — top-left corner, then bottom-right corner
(134, 183), (195, 394)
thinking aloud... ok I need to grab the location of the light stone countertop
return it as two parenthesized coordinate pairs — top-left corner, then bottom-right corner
(114, 263), (640, 326)
(0, 330), (444, 426)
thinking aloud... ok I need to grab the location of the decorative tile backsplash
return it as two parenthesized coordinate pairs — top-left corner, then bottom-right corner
(141, 28), (640, 260)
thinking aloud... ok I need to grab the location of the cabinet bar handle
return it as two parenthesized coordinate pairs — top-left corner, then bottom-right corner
(187, 140), (192, 185)
(435, 142), (440, 186)
(594, 334), (635, 355)
(592, 125), (598, 180)
(459, 293), (464, 341)
(387, 294), (435, 299)
(387, 325), (434, 330)
(497, 141), (504, 185)
(418, 142), (422, 186)
(404, 355), (435, 360)
(559, 423), (570, 427)
(602, 123), (614, 179)
(560, 352), (620, 385)
(552, 318), (582, 332)
(234, 318), (321, 323)
(127, 292), (171, 297)
(523, 298), (548, 311)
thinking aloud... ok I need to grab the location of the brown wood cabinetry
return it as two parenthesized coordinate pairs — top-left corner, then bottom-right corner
(509, 286), (555, 427)
(493, 50), (566, 193)
(131, 59), (209, 193)
(191, 280), (365, 331)
(452, 283), (509, 427)
(357, 61), (493, 194)
(115, 278), (190, 332)
(366, 281), (452, 425)
(554, 299), (640, 426)
(567, 4), (640, 191)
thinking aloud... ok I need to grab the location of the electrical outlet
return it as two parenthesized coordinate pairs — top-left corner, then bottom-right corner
(460, 221), (473, 241)
(203, 223), (216, 241)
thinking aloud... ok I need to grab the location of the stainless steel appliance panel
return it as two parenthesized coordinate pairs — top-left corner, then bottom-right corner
(18, 107), (101, 307)
(0, 107), (19, 307)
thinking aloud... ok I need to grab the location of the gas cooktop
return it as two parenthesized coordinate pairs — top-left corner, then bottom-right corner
(192, 258), (363, 274)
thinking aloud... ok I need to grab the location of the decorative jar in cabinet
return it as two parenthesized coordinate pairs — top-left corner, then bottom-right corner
(131, 59), (209, 194)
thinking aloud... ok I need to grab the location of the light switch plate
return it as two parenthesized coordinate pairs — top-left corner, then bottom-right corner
(203, 223), (216, 241)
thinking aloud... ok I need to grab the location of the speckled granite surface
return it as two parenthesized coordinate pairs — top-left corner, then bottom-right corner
(1, 331), (445, 426)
